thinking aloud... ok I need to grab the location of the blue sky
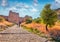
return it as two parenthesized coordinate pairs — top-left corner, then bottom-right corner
(0, 0), (60, 18)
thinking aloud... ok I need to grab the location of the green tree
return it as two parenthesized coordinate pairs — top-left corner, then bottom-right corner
(26, 18), (32, 24)
(40, 4), (57, 31)
(33, 17), (41, 23)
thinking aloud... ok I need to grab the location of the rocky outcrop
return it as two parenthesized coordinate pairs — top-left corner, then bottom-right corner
(0, 11), (32, 25)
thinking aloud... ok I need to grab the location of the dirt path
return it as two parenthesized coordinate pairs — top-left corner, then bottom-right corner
(0, 25), (50, 42)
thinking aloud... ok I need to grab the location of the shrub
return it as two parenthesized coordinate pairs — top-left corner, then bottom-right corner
(0, 16), (5, 22)
(33, 17), (41, 23)
(29, 28), (33, 32)
(33, 28), (40, 34)
(6, 24), (15, 27)
(26, 18), (32, 24)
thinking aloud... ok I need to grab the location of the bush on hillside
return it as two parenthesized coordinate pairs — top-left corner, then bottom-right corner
(26, 18), (32, 24)
(0, 16), (5, 22)
(33, 17), (41, 23)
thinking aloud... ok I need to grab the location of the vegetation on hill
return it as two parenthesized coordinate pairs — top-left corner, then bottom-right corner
(0, 16), (14, 31)
(21, 25), (48, 38)
(25, 18), (32, 24)
(0, 16), (5, 22)
(33, 17), (41, 23)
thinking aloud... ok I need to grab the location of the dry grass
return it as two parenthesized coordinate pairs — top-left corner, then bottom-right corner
(0, 16), (13, 26)
(0, 21), (13, 26)
(21, 22), (60, 34)
(0, 17), (14, 31)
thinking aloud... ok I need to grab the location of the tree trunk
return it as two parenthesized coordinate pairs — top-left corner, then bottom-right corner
(46, 24), (48, 31)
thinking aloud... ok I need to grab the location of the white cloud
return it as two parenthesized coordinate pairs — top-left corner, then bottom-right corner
(16, 3), (24, 8)
(1, 0), (7, 6)
(20, 8), (27, 11)
(15, 3), (30, 9)
(24, 5), (29, 9)
(34, 0), (38, 3)
(31, 8), (38, 12)
(55, 0), (60, 3)
(51, 0), (60, 9)
(33, 0), (38, 6)
(16, 3), (38, 12)
(9, 7), (17, 11)
(34, 3), (38, 6)
(8, 3), (29, 11)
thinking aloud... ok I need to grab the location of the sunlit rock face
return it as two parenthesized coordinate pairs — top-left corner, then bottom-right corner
(8, 11), (19, 24)
(0, 10), (32, 25)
